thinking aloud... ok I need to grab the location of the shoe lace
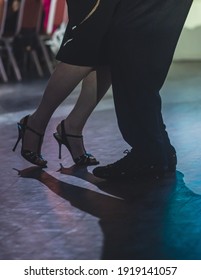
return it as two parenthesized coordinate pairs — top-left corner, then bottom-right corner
(123, 149), (130, 155)
(108, 149), (134, 168)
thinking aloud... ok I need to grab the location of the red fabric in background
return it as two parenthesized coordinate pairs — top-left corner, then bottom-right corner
(42, 0), (51, 32)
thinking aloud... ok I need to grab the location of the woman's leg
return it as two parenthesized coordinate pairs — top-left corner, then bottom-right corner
(22, 62), (92, 153)
(58, 65), (111, 159)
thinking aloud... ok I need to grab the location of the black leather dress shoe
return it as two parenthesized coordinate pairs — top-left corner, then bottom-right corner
(93, 150), (177, 180)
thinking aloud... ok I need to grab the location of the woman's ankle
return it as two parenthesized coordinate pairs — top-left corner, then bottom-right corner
(62, 119), (83, 136)
(27, 115), (46, 135)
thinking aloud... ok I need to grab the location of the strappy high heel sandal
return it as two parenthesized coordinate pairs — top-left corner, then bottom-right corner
(53, 120), (99, 166)
(12, 115), (47, 168)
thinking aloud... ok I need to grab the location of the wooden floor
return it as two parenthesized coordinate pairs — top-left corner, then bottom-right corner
(0, 61), (201, 260)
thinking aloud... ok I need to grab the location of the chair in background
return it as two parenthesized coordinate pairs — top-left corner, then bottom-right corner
(14, 0), (44, 77)
(0, 0), (8, 82)
(38, 0), (68, 74)
(46, 0), (68, 34)
(1, 0), (22, 81)
(2, 0), (45, 80)
(1, 0), (68, 82)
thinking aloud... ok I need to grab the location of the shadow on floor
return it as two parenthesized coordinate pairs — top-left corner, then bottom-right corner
(16, 165), (201, 260)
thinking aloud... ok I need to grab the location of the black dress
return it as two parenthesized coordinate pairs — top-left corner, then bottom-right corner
(56, 0), (120, 66)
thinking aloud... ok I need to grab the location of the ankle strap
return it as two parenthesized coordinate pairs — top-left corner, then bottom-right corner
(61, 120), (82, 138)
(25, 125), (44, 137)
(19, 115), (44, 138)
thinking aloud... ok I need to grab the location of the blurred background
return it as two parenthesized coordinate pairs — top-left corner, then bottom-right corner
(174, 0), (201, 60)
(0, 0), (68, 83)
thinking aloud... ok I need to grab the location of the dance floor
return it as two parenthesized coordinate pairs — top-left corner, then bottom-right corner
(0, 61), (201, 260)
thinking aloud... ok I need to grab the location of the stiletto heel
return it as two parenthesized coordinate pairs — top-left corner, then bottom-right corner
(53, 120), (99, 166)
(54, 134), (62, 159)
(12, 125), (22, 152)
(12, 115), (47, 168)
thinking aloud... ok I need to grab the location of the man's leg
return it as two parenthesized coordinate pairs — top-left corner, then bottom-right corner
(93, 0), (192, 179)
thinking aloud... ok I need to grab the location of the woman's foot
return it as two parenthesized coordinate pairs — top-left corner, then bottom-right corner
(13, 115), (47, 167)
(21, 115), (45, 153)
(54, 120), (99, 166)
